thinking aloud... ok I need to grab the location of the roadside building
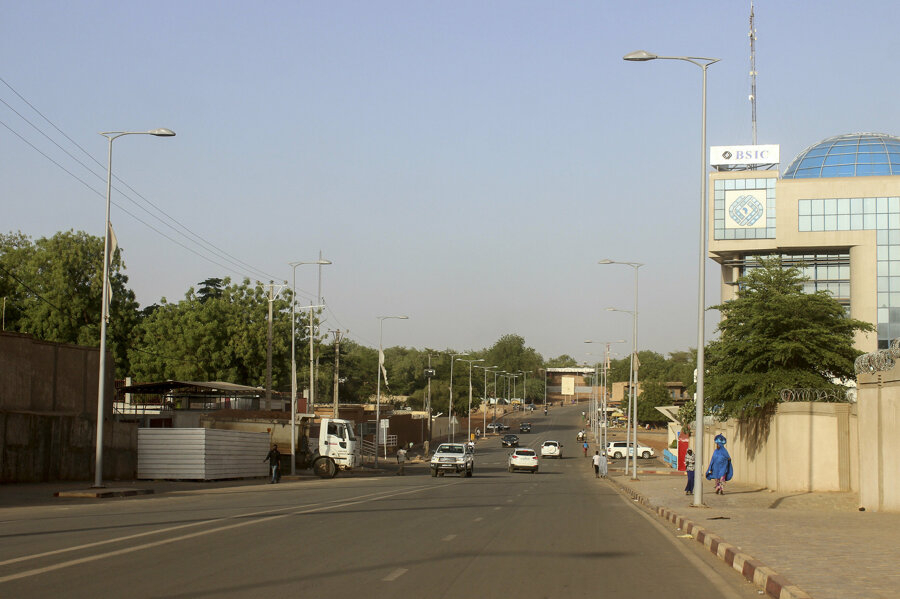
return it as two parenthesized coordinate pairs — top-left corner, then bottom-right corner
(709, 133), (900, 351)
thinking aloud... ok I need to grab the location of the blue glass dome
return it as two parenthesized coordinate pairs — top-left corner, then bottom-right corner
(782, 133), (900, 178)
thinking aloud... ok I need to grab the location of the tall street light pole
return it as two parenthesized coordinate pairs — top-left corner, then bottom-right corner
(94, 128), (174, 489)
(624, 49), (719, 505)
(608, 306), (639, 480)
(475, 365), (496, 437)
(585, 339), (625, 451)
(289, 259), (331, 476)
(457, 358), (484, 440)
(375, 315), (408, 468)
(599, 259), (643, 480)
(447, 352), (468, 442)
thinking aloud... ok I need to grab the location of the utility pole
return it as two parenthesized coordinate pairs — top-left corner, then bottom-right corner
(426, 354), (433, 450)
(331, 329), (345, 418)
(262, 281), (287, 411)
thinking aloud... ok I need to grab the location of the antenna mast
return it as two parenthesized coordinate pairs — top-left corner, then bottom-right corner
(749, 1), (758, 145)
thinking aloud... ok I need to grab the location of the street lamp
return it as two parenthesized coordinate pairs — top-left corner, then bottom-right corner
(624, 49), (719, 505)
(474, 365), (496, 438)
(585, 339), (626, 450)
(94, 128), (174, 489)
(600, 259), (642, 480)
(607, 306), (639, 479)
(447, 352), (469, 442)
(289, 259), (331, 475)
(375, 315), (408, 467)
(456, 358), (484, 440)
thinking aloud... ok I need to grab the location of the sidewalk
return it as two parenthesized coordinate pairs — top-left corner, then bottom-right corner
(608, 471), (900, 599)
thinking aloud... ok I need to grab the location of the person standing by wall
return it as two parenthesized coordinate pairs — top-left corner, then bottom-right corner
(684, 448), (695, 495)
(705, 434), (733, 495)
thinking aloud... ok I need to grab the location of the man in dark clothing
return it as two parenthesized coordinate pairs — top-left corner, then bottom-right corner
(264, 444), (281, 484)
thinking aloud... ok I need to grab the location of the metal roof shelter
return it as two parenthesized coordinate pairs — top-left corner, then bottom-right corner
(119, 380), (266, 396)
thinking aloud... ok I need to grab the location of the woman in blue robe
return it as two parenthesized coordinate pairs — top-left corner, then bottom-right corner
(705, 434), (733, 494)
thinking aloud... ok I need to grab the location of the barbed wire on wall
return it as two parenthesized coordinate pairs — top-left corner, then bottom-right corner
(854, 339), (900, 374)
(779, 388), (855, 403)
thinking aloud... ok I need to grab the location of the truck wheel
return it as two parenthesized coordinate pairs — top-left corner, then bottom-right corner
(312, 456), (337, 479)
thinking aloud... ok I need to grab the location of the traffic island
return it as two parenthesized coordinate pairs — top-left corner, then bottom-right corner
(54, 488), (155, 499)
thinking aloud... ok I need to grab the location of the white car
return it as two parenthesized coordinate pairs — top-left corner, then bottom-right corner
(430, 443), (474, 477)
(540, 440), (563, 459)
(606, 440), (656, 459)
(508, 448), (539, 473)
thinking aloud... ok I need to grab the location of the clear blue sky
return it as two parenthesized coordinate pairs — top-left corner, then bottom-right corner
(3, 1), (899, 360)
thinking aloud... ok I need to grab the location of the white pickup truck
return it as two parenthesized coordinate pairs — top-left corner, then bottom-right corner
(430, 443), (474, 477)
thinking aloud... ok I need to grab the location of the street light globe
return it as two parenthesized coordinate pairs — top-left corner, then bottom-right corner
(148, 128), (176, 137)
(623, 50), (657, 61)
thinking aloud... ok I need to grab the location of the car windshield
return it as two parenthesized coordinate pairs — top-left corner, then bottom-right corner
(437, 445), (464, 454)
(515, 450), (535, 456)
(544, 441), (557, 446)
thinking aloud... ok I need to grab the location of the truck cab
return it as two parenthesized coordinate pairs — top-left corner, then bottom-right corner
(307, 418), (360, 477)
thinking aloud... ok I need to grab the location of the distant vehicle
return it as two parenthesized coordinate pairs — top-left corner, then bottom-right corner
(430, 443), (474, 477)
(540, 440), (563, 459)
(519, 422), (532, 433)
(487, 422), (510, 432)
(501, 434), (520, 447)
(606, 441), (656, 459)
(508, 448), (539, 473)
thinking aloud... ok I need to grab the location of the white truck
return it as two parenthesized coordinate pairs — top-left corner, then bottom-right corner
(430, 442), (474, 477)
(304, 418), (361, 478)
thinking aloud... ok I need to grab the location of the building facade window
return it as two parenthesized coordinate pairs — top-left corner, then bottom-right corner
(798, 197), (900, 348)
(714, 177), (777, 240)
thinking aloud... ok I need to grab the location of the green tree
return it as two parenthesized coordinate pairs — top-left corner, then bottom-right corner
(129, 278), (297, 387)
(636, 380), (671, 425)
(0, 230), (139, 377)
(706, 256), (873, 419)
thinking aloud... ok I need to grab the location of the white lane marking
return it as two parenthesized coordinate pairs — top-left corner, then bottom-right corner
(0, 484), (444, 584)
(442, 534), (456, 542)
(505, 499), (513, 503)
(382, 568), (408, 581)
(493, 507), (501, 511)
(474, 517), (483, 522)
(0, 487), (406, 568)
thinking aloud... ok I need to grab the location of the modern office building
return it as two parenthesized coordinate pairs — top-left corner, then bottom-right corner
(709, 133), (900, 352)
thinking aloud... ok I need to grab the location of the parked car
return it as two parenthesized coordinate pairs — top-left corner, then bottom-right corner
(486, 422), (510, 432)
(508, 448), (539, 473)
(430, 443), (474, 477)
(605, 441), (656, 459)
(540, 440), (563, 459)
(501, 434), (520, 447)
(519, 422), (532, 433)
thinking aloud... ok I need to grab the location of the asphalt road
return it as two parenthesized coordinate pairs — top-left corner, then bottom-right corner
(0, 405), (761, 598)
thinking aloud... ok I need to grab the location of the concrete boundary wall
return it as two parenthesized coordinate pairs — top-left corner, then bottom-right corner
(701, 402), (855, 493)
(857, 369), (900, 512)
(0, 332), (135, 482)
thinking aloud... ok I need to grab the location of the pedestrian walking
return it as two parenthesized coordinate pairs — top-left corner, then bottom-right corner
(582, 440), (589, 457)
(705, 434), (733, 494)
(591, 450), (608, 478)
(264, 444), (281, 484)
(396, 447), (407, 476)
(684, 448), (695, 495)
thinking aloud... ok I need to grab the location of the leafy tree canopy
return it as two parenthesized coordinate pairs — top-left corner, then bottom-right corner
(706, 256), (873, 420)
(0, 230), (139, 377)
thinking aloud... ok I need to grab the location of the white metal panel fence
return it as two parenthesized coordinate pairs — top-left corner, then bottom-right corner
(138, 429), (270, 480)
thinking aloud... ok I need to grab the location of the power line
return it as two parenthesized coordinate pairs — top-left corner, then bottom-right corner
(0, 76), (281, 283)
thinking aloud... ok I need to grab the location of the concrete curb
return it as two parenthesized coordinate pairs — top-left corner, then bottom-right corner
(609, 478), (813, 599)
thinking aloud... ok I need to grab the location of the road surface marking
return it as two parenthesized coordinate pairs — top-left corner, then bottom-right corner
(493, 506), (501, 510)
(0, 484), (445, 584)
(442, 534), (456, 541)
(0, 487), (407, 568)
(505, 499), (513, 503)
(382, 568), (408, 581)
(474, 517), (483, 522)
